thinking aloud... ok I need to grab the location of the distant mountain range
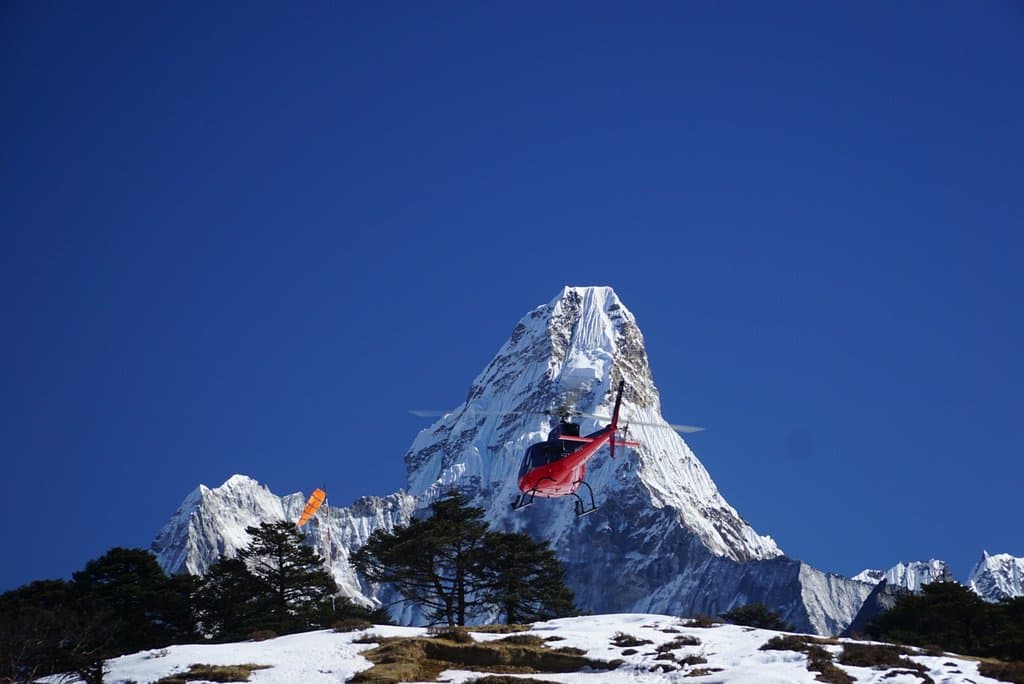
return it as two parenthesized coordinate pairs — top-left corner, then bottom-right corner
(151, 286), (1021, 635)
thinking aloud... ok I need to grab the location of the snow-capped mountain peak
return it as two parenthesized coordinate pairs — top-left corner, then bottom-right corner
(152, 286), (873, 635)
(404, 285), (781, 562)
(969, 551), (1024, 602)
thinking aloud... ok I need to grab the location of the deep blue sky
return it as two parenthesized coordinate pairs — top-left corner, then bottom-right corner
(3, 2), (1022, 592)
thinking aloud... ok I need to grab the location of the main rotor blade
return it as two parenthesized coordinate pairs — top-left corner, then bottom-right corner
(577, 412), (705, 433)
(409, 408), (538, 419)
(411, 408), (703, 432)
(663, 422), (706, 433)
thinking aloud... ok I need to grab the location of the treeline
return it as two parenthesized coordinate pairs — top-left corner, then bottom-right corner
(865, 581), (1024, 661)
(0, 522), (376, 683)
(1, 491), (576, 682)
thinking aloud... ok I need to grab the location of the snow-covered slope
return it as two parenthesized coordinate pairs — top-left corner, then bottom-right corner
(969, 551), (1024, 602)
(75, 614), (1005, 684)
(153, 286), (873, 634)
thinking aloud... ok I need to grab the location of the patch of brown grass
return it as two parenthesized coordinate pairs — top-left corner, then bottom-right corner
(838, 642), (932, 683)
(657, 635), (701, 651)
(334, 618), (374, 633)
(156, 664), (271, 683)
(246, 630), (277, 642)
(350, 634), (620, 683)
(470, 624), (533, 634)
(978, 660), (1024, 684)
(759, 635), (852, 684)
(610, 631), (653, 647)
(760, 634), (838, 652)
(686, 667), (723, 677)
(806, 646), (854, 684)
(495, 634), (545, 647)
(683, 615), (717, 628)
(427, 626), (475, 643)
(466, 678), (561, 684)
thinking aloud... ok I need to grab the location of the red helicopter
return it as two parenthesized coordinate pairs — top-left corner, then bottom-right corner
(512, 380), (638, 516)
(412, 379), (703, 517)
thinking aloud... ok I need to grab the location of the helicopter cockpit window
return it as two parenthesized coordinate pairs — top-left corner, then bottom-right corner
(519, 442), (562, 478)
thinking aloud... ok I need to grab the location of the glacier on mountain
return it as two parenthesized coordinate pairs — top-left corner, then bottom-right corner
(154, 286), (877, 634)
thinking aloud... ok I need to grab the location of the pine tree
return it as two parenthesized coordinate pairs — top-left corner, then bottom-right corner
(479, 531), (576, 624)
(354, 491), (491, 625)
(1, 550), (195, 684)
(238, 521), (339, 633)
(353, 490), (576, 626)
(194, 557), (263, 640)
(71, 547), (190, 653)
(866, 581), (1000, 657)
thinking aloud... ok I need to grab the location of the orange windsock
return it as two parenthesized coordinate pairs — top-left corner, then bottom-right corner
(296, 488), (326, 527)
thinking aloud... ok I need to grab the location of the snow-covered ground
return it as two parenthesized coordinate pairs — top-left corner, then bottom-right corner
(59, 613), (1003, 684)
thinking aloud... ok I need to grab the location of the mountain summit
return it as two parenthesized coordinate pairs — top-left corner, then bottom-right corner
(153, 286), (871, 634)
(405, 286), (780, 561)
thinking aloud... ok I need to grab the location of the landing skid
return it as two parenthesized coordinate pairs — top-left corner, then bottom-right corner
(512, 490), (536, 512)
(512, 477), (556, 512)
(571, 480), (598, 517)
(513, 479), (598, 517)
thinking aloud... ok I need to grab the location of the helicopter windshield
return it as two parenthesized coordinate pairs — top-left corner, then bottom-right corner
(519, 442), (563, 478)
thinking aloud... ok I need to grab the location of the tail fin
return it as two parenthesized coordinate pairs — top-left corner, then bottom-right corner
(609, 380), (625, 459)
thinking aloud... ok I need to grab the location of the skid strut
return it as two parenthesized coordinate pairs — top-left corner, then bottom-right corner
(571, 480), (598, 517)
(512, 478), (556, 512)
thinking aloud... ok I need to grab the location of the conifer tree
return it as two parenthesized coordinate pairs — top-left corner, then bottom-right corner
(238, 521), (339, 633)
(354, 491), (491, 625)
(865, 581), (1023, 658)
(479, 531), (576, 624)
(71, 547), (191, 653)
(194, 557), (262, 640)
(353, 490), (576, 626)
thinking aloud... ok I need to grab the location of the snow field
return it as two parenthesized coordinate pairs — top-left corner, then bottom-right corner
(59, 614), (1005, 684)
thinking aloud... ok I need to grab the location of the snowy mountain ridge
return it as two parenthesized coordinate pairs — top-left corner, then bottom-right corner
(853, 560), (954, 592)
(152, 286), (868, 634)
(152, 474), (416, 604)
(851, 555), (1024, 604)
(150, 286), (1016, 635)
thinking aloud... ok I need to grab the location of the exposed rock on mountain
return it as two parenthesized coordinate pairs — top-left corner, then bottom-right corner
(969, 551), (1024, 602)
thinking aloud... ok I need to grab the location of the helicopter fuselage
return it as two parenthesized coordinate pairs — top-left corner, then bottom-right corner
(517, 421), (615, 498)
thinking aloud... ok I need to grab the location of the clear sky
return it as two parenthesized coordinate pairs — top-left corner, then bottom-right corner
(2, 2), (1022, 593)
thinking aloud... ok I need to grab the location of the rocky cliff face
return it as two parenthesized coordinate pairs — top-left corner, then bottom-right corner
(152, 286), (873, 634)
